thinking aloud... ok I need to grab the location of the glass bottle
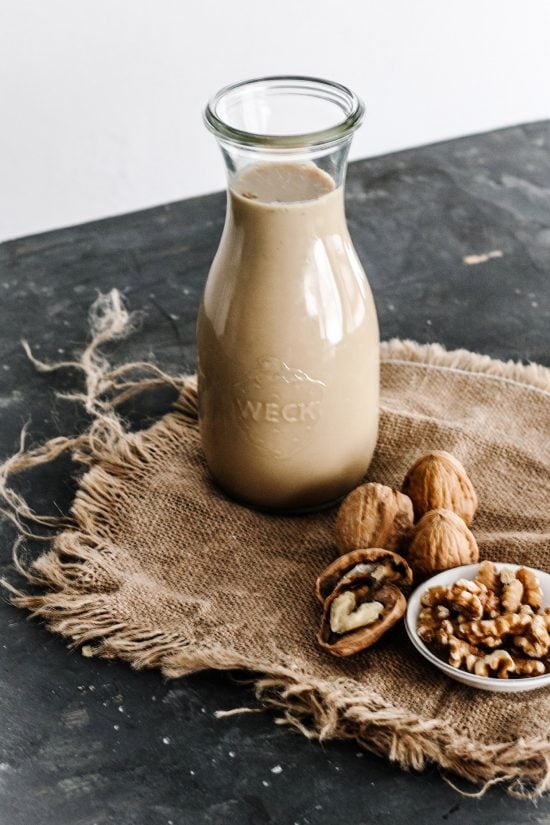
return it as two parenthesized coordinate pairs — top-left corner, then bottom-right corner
(198, 76), (379, 511)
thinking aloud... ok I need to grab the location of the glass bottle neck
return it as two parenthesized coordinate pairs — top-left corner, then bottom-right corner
(218, 136), (353, 194)
(204, 76), (363, 197)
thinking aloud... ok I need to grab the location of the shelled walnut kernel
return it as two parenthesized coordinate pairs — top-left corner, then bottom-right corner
(417, 562), (549, 679)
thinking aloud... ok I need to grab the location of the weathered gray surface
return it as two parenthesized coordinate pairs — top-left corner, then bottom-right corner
(0, 121), (549, 825)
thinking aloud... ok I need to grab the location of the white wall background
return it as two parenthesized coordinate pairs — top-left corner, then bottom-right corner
(1, 0), (550, 242)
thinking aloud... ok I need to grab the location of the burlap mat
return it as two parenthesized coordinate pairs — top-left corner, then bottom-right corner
(1, 292), (549, 798)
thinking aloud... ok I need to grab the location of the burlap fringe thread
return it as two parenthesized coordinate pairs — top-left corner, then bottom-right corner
(1, 289), (549, 800)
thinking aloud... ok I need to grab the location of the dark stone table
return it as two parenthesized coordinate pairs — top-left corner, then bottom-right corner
(1, 122), (549, 825)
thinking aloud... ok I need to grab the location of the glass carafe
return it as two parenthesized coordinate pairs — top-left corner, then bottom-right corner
(198, 76), (379, 511)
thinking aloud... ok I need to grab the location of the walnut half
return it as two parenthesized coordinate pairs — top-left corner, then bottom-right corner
(318, 583), (406, 657)
(315, 547), (413, 604)
(315, 548), (412, 657)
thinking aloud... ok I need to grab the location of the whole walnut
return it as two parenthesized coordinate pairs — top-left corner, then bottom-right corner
(336, 482), (414, 554)
(402, 451), (478, 526)
(407, 508), (479, 578)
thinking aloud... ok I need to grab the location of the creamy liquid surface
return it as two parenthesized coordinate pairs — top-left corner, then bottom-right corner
(197, 162), (379, 510)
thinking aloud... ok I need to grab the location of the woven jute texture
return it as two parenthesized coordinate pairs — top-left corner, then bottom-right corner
(2, 292), (549, 798)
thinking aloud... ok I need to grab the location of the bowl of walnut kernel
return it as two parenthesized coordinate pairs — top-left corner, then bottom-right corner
(405, 561), (550, 692)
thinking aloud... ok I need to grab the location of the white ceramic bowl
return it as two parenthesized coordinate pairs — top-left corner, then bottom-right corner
(405, 563), (550, 693)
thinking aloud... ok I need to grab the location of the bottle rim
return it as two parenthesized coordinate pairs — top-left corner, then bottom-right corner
(203, 75), (365, 150)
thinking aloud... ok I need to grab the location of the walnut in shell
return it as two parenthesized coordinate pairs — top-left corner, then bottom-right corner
(335, 482), (414, 554)
(317, 583), (407, 657)
(402, 451), (478, 526)
(315, 547), (413, 604)
(407, 508), (479, 578)
(315, 548), (412, 657)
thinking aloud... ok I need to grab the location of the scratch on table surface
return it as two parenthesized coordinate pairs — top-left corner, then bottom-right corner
(463, 250), (503, 265)
(61, 707), (90, 729)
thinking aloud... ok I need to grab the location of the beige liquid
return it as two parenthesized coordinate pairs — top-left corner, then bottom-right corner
(197, 162), (379, 510)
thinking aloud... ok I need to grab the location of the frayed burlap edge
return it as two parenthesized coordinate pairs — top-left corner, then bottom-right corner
(1, 290), (549, 800)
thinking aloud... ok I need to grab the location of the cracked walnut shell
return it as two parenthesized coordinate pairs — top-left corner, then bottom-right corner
(315, 547), (413, 604)
(407, 508), (479, 578)
(315, 548), (412, 657)
(317, 583), (407, 657)
(402, 451), (478, 525)
(335, 482), (414, 555)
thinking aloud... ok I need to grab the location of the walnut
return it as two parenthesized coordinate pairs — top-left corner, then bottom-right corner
(402, 450), (478, 525)
(315, 548), (412, 657)
(512, 656), (546, 677)
(520, 604), (535, 615)
(472, 650), (515, 679)
(447, 579), (484, 619)
(516, 567), (543, 610)
(335, 482), (414, 554)
(420, 585), (449, 608)
(417, 606), (452, 645)
(461, 573), (500, 617)
(453, 578), (482, 593)
(406, 508), (479, 578)
(315, 548), (413, 604)
(500, 567), (516, 586)
(450, 640), (515, 678)
(474, 560), (500, 593)
(479, 588), (501, 618)
(421, 580), (488, 619)
(448, 636), (482, 670)
(317, 583), (406, 657)
(417, 564), (548, 679)
(329, 591), (384, 634)
(501, 574), (524, 614)
(457, 612), (533, 647)
(514, 614), (550, 659)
